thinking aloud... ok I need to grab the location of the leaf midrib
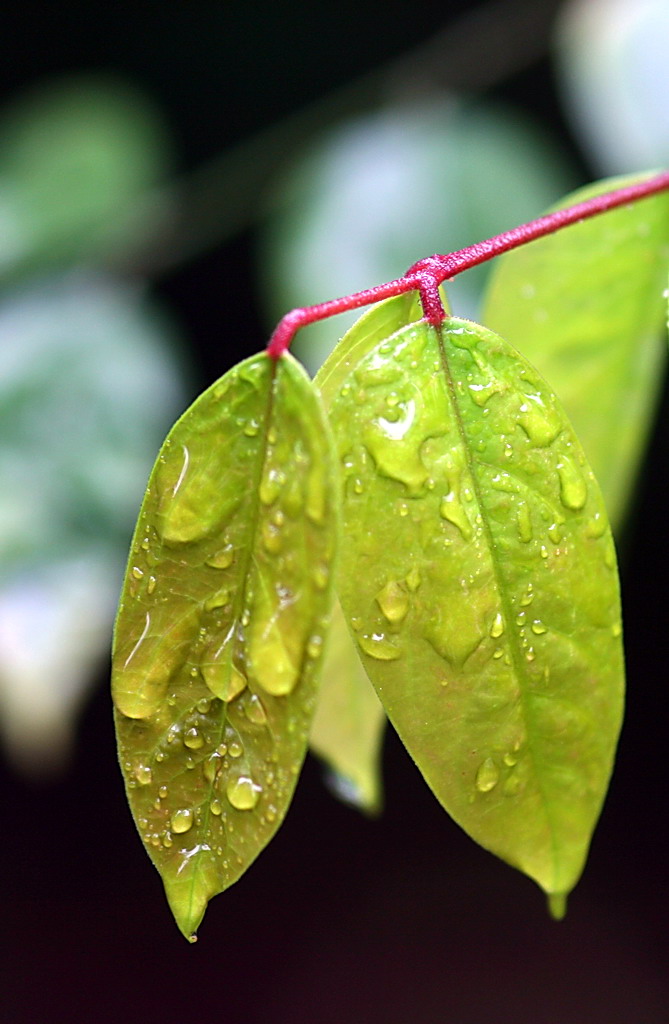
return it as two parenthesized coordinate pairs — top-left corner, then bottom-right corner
(182, 354), (279, 935)
(434, 323), (561, 888)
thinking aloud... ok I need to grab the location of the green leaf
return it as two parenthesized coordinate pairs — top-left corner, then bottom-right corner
(482, 173), (669, 530)
(112, 351), (338, 940)
(326, 316), (624, 905)
(309, 599), (385, 813)
(307, 293), (426, 809)
(0, 75), (170, 276)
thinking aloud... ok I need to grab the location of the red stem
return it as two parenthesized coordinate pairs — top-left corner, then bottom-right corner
(266, 170), (669, 359)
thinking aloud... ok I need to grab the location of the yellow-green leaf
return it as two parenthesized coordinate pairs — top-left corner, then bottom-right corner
(482, 173), (669, 530)
(112, 351), (338, 940)
(308, 292), (426, 811)
(326, 316), (624, 906)
(310, 599), (385, 813)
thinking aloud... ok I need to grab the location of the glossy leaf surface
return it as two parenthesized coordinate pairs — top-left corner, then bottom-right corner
(482, 174), (669, 530)
(310, 599), (385, 813)
(326, 317), (624, 904)
(113, 352), (338, 939)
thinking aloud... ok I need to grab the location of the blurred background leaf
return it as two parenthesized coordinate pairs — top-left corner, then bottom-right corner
(556, 0), (669, 174)
(0, 76), (173, 278)
(0, 273), (186, 772)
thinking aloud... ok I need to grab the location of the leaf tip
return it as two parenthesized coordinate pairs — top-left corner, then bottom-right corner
(547, 891), (568, 921)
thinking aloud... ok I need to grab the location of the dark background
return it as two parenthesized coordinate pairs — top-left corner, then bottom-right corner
(1, 2), (668, 1022)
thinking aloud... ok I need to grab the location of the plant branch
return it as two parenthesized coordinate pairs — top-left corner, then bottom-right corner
(267, 171), (669, 359)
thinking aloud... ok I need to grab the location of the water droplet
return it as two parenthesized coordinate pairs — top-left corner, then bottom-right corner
(260, 466), (284, 505)
(350, 616), (363, 631)
(216, 743), (228, 756)
(158, 785), (168, 799)
(503, 751), (518, 767)
(516, 502), (533, 542)
(439, 493), (472, 540)
(531, 620), (547, 635)
(162, 832), (173, 848)
(490, 612), (504, 639)
(245, 693), (268, 725)
(468, 381), (503, 406)
(207, 545), (234, 569)
(244, 419), (260, 437)
(228, 740), (243, 758)
(171, 809), (194, 834)
(204, 588), (230, 612)
(519, 584), (534, 607)
(526, 648), (536, 662)
(147, 575), (157, 595)
(375, 581), (409, 623)
(515, 611), (526, 627)
(405, 567), (421, 592)
(197, 697), (213, 714)
(201, 661), (247, 703)
(547, 522), (562, 544)
(517, 398), (560, 445)
(226, 776), (262, 810)
(134, 764), (152, 785)
(503, 775), (522, 797)
(540, 545), (549, 559)
(131, 566), (144, 580)
(359, 633), (401, 660)
(210, 799), (222, 816)
(585, 513), (606, 538)
(313, 562), (329, 590)
(140, 537), (150, 551)
(307, 635), (323, 659)
(306, 465), (326, 525)
(475, 757), (499, 793)
(203, 756), (219, 783)
(557, 456), (587, 511)
(262, 521), (283, 554)
(249, 619), (299, 696)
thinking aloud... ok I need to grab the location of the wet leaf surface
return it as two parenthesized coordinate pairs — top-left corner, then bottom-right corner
(112, 351), (338, 939)
(326, 316), (624, 905)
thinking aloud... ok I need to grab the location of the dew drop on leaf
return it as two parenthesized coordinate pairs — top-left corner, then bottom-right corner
(475, 757), (500, 793)
(226, 776), (261, 811)
(171, 809), (194, 834)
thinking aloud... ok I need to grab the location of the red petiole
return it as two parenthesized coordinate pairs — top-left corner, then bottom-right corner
(266, 170), (669, 360)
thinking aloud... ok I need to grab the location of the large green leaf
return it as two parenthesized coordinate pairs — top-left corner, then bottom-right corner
(482, 174), (669, 530)
(326, 316), (624, 908)
(112, 351), (338, 940)
(309, 599), (385, 813)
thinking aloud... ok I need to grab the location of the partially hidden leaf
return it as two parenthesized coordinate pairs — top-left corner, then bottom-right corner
(112, 351), (338, 940)
(309, 599), (385, 814)
(325, 315), (624, 909)
(307, 292), (426, 810)
(482, 173), (669, 531)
